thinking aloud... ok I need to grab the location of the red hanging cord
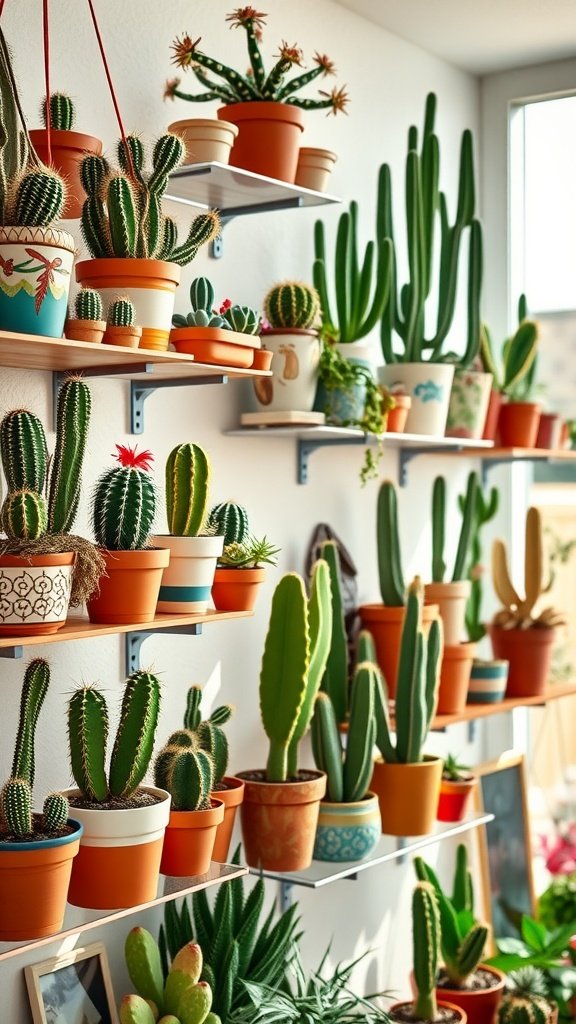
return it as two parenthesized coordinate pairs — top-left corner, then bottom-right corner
(0, 1), (6, 19)
(85, 0), (135, 179)
(42, 0), (51, 164)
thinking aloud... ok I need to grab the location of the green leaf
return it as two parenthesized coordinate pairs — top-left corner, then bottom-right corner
(521, 914), (547, 952)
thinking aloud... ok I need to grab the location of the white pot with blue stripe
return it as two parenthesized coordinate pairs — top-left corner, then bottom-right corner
(153, 534), (224, 613)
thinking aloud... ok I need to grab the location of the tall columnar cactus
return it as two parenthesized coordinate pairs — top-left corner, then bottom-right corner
(412, 882), (441, 1022)
(48, 376), (91, 534)
(462, 482), (499, 642)
(373, 580), (442, 764)
(0, 409), (48, 493)
(431, 472), (478, 583)
(377, 480), (405, 606)
(14, 168), (66, 227)
(319, 540), (349, 725)
(123, 926), (213, 1024)
(311, 662), (377, 803)
(92, 445), (156, 550)
(264, 281), (321, 330)
(260, 562), (332, 782)
(42, 92), (76, 131)
(481, 295), (539, 399)
(1, 489), (47, 540)
(207, 501), (249, 547)
(165, 443), (210, 538)
(109, 297), (136, 328)
(154, 740), (214, 811)
(492, 506), (564, 630)
(184, 686), (203, 731)
(222, 304), (261, 335)
(68, 686), (109, 802)
(11, 658), (50, 786)
(74, 288), (103, 322)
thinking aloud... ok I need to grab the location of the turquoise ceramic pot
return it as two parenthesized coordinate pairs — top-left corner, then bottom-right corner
(467, 659), (509, 704)
(313, 792), (381, 862)
(0, 226), (75, 338)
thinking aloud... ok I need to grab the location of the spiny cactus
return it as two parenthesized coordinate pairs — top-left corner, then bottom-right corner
(492, 507), (565, 630)
(264, 281), (321, 330)
(481, 295), (539, 399)
(154, 742), (214, 811)
(48, 376), (91, 534)
(41, 92), (76, 131)
(68, 686), (109, 802)
(0, 409), (48, 493)
(222, 304), (261, 335)
(412, 882), (441, 1022)
(462, 482), (499, 642)
(181, 685), (233, 787)
(165, 443), (211, 538)
(196, 718), (229, 788)
(124, 926), (213, 1024)
(14, 167), (66, 227)
(92, 444), (156, 550)
(190, 278), (214, 313)
(43, 792), (69, 832)
(318, 539), (349, 725)
(311, 662), (377, 803)
(11, 658), (50, 787)
(498, 968), (555, 1024)
(1, 489), (47, 541)
(377, 480), (405, 606)
(431, 471), (478, 583)
(74, 288), (103, 322)
(109, 297), (136, 328)
(184, 686), (202, 731)
(0, 25), (31, 225)
(2, 777), (32, 837)
(207, 501), (249, 547)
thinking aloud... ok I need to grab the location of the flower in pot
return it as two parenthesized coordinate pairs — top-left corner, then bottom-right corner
(237, 559), (332, 872)
(88, 444), (169, 624)
(498, 967), (558, 1024)
(208, 499), (279, 611)
(76, 135), (220, 350)
(103, 296), (143, 349)
(415, 843), (506, 1024)
(167, 9), (348, 183)
(64, 669), (169, 909)
(252, 281), (322, 414)
(311, 662), (381, 861)
(122, 925), (214, 1024)
(153, 442), (223, 615)
(65, 287), (106, 344)
(30, 92), (103, 219)
(171, 276), (262, 368)
(0, 658), (82, 940)
(489, 506), (565, 698)
(0, 377), (104, 635)
(480, 296), (540, 445)
(370, 578), (443, 837)
(437, 753), (476, 823)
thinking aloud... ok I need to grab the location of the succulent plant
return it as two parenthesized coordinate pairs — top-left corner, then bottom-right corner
(74, 287), (103, 322)
(431, 471), (478, 583)
(218, 535), (279, 568)
(462, 482), (499, 642)
(222, 304), (261, 335)
(41, 92), (75, 131)
(166, 10), (348, 116)
(264, 281), (320, 330)
(123, 926), (214, 1024)
(318, 539), (349, 726)
(442, 752), (471, 782)
(311, 662), (377, 802)
(165, 442), (211, 538)
(411, 882), (441, 1022)
(207, 501), (249, 547)
(498, 968), (556, 1024)
(481, 295), (539, 399)
(109, 297), (136, 328)
(492, 506), (565, 630)
(181, 685), (233, 788)
(173, 278), (227, 329)
(376, 480), (406, 607)
(92, 444), (156, 550)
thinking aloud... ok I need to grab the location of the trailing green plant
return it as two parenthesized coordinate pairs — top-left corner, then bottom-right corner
(461, 481), (499, 642)
(208, 501), (249, 547)
(317, 539), (349, 726)
(498, 967), (556, 1024)
(165, 442), (213, 538)
(166, 10), (348, 115)
(67, 669), (161, 804)
(410, 881), (442, 1022)
(480, 296), (539, 400)
(263, 282), (321, 331)
(311, 662), (377, 803)
(260, 561), (332, 781)
(442, 753), (472, 782)
(222, 304), (261, 335)
(92, 444), (156, 551)
(41, 92), (75, 131)
(122, 926), (215, 1024)
(80, 136), (220, 265)
(155, 733), (214, 811)
(109, 297), (136, 328)
(74, 287), (103, 322)
(376, 480), (405, 606)
(486, 913), (576, 1019)
(218, 536), (280, 569)
(373, 579), (442, 764)
(415, 843), (489, 987)
(431, 471), (478, 583)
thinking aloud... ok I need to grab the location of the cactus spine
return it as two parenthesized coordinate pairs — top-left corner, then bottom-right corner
(109, 297), (136, 328)
(92, 445), (156, 550)
(311, 662), (377, 802)
(14, 168), (66, 227)
(207, 501), (249, 547)
(319, 540), (349, 725)
(12, 658), (50, 786)
(124, 926), (212, 1024)
(377, 481), (405, 606)
(412, 882), (440, 1022)
(165, 443), (210, 537)
(431, 472), (478, 583)
(43, 792), (69, 831)
(2, 777), (32, 837)
(264, 282), (320, 330)
(48, 376), (91, 534)
(154, 742), (213, 811)
(0, 410), (48, 492)
(1, 489), (47, 540)
(75, 288), (103, 322)
(42, 92), (75, 131)
(222, 304), (261, 335)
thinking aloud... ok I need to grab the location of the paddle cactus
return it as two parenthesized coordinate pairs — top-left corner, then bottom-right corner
(412, 882), (441, 1022)
(311, 662), (377, 802)
(377, 480), (406, 606)
(92, 445), (156, 550)
(207, 501), (249, 547)
(222, 304), (261, 335)
(109, 297), (136, 328)
(165, 442), (211, 537)
(75, 288), (103, 322)
(124, 926), (213, 1024)
(42, 92), (75, 131)
(492, 506), (565, 630)
(318, 539), (349, 725)
(264, 281), (320, 330)
(154, 740), (214, 811)
(431, 471), (478, 583)
(1, 489), (47, 540)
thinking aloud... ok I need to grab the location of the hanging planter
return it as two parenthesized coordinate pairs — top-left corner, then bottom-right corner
(167, 117), (238, 165)
(29, 92), (102, 220)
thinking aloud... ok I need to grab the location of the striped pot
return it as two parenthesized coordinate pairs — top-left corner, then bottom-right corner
(0, 226), (75, 337)
(313, 792), (381, 862)
(467, 659), (509, 704)
(153, 534), (224, 613)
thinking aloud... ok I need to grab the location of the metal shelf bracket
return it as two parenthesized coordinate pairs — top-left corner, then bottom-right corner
(297, 436), (366, 485)
(125, 623), (203, 675)
(131, 375), (227, 434)
(0, 646), (23, 661)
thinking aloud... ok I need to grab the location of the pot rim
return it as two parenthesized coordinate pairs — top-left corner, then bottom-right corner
(237, 768), (326, 786)
(261, 326), (319, 338)
(75, 257), (181, 285)
(0, 224), (75, 252)
(0, 551), (75, 567)
(168, 117), (239, 135)
(218, 100), (306, 127)
(213, 566), (266, 580)
(319, 791), (380, 811)
(388, 1000), (467, 1022)
(29, 127), (103, 151)
(0, 818), (83, 852)
(439, 963), (506, 994)
(167, 798), (225, 828)
(373, 754), (443, 770)
(359, 602), (439, 621)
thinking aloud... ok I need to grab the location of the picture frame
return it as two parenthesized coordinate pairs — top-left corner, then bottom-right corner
(24, 941), (119, 1024)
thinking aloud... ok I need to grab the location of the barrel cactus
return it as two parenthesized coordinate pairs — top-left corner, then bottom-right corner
(42, 92), (76, 131)
(165, 443), (211, 538)
(92, 444), (156, 550)
(207, 501), (249, 547)
(264, 281), (320, 330)
(222, 304), (261, 335)
(75, 288), (103, 322)
(109, 297), (136, 328)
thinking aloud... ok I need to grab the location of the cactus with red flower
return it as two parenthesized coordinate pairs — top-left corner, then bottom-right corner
(92, 445), (157, 551)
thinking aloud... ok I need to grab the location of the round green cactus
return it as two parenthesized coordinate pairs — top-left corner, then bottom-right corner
(1, 489), (47, 540)
(75, 288), (103, 322)
(43, 792), (69, 832)
(14, 168), (66, 227)
(109, 297), (136, 328)
(42, 92), (76, 131)
(222, 304), (261, 335)
(0, 409), (48, 493)
(207, 501), (249, 546)
(264, 281), (321, 330)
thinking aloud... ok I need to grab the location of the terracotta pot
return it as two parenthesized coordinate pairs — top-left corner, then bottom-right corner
(251, 348), (274, 371)
(64, 787), (171, 910)
(0, 552), (74, 636)
(437, 642), (476, 715)
(385, 394), (412, 433)
(536, 412), (562, 450)
(0, 226), (75, 338)
(153, 535), (223, 614)
(170, 326), (260, 369)
(160, 798), (224, 876)
(29, 128), (102, 219)
(167, 118), (238, 165)
(294, 147), (337, 192)
(371, 757), (443, 836)
(424, 581), (471, 645)
(446, 370), (493, 439)
(65, 318), (106, 344)
(254, 329), (320, 412)
(313, 792), (381, 862)
(237, 769), (326, 871)
(483, 389), (503, 441)
(87, 548), (170, 625)
(437, 776), (477, 823)
(218, 102), (305, 183)
(103, 324), (143, 349)
(76, 258), (180, 351)
(497, 401), (541, 447)
(358, 603), (439, 699)
(388, 1000), (467, 1023)
(467, 659), (509, 704)
(211, 776), (245, 862)
(0, 818), (82, 940)
(438, 965), (505, 1024)
(487, 623), (555, 698)
(378, 363), (455, 436)
(211, 567), (266, 612)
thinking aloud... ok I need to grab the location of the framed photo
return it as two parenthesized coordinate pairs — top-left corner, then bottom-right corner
(472, 752), (536, 943)
(24, 941), (119, 1024)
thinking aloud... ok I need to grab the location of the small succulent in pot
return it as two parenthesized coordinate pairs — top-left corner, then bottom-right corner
(74, 288), (103, 322)
(172, 277), (228, 329)
(442, 753), (472, 783)
(221, 302), (261, 335)
(92, 445), (157, 551)
(65, 288), (106, 344)
(218, 535), (279, 569)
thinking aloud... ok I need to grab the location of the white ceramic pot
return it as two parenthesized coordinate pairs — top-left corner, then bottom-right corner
(0, 552), (74, 636)
(253, 329), (321, 412)
(153, 534), (224, 613)
(295, 147), (337, 192)
(446, 369), (493, 439)
(424, 580), (471, 645)
(168, 118), (239, 166)
(0, 226), (75, 337)
(378, 362), (455, 435)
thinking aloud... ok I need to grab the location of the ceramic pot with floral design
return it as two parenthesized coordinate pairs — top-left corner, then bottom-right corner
(446, 369), (493, 439)
(0, 227), (74, 337)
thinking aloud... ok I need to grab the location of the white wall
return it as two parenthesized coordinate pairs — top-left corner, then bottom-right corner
(0, 0), (482, 1017)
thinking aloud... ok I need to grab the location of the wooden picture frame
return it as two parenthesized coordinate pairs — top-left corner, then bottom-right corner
(24, 941), (119, 1024)
(472, 751), (536, 945)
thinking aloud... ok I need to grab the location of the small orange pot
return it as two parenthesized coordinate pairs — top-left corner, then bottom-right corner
(498, 401), (541, 448)
(438, 966), (505, 1024)
(0, 551), (74, 635)
(386, 394), (412, 433)
(29, 128), (103, 219)
(488, 623), (555, 698)
(211, 777), (245, 862)
(389, 1000), (467, 1023)
(160, 799), (224, 876)
(211, 567), (266, 612)
(0, 819), (82, 940)
(170, 326), (260, 368)
(103, 324), (143, 349)
(358, 603), (439, 699)
(437, 776), (477, 823)
(437, 642), (476, 715)
(483, 389), (503, 441)
(65, 318), (106, 344)
(371, 757), (443, 836)
(237, 770), (326, 871)
(536, 412), (562, 450)
(218, 101), (305, 183)
(87, 548), (170, 625)
(251, 348), (274, 371)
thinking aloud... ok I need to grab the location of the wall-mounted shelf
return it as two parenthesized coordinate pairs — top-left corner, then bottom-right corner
(0, 861), (247, 962)
(428, 680), (576, 731)
(442, 445), (576, 484)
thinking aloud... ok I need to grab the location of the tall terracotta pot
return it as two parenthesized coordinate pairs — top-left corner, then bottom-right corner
(370, 757), (443, 836)
(29, 128), (103, 219)
(498, 401), (541, 447)
(217, 102), (305, 183)
(437, 966), (505, 1024)
(424, 581), (471, 645)
(210, 776), (245, 862)
(160, 799), (224, 876)
(487, 623), (555, 698)
(358, 603), (439, 699)
(237, 769), (326, 871)
(437, 642), (476, 715)
(87, 548), (170, 624)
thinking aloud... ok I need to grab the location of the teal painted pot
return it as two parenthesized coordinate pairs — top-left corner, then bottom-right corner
(313, 792), (381, 862)
(467, 659), (509, 704)
(0, 226), (75, 337)
(315, 342), (375, 425)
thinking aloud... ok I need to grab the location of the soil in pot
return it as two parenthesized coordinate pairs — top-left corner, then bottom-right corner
(437, 966), (505, 1024)
(237, 768), (326, 871)
(388, 1001), (466, 1023)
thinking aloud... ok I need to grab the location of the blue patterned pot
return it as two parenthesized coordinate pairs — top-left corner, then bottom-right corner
(467, 659), (509, 704)
(313, 792), (381, 862)
(0, 226), (75, 338)
(315, 342), (375, 426)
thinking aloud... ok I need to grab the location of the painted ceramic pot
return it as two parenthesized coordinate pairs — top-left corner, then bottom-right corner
(218, 102), (305, 183)
(295, 147), (337, 192)
(253, 329), (320, 412)
(446, 369), (493, 439)
(0, 552), (74, 636)
(167, 118), (238, 165)
(467, 659), (509, 704)
(153, 535), (224, 614)
(378, 363), (455, 435)
(237, 769), (326, 871)
(313, 792), (381, 862)
(0, 226), (74, 337)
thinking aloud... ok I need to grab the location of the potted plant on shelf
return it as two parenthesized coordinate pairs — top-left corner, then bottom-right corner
(437, 753), (476, 823)
(211, 532), (280, 612)
(103, 296), (143, 349)
(153, 442), (223, 615)
(171, 276), (262, 368)
(489, 506), (565, 698)
(75, 134), (220, 351)
(480, 297), (540, 445)
(63, 669), (169, 909)
(370, 578), (443, 836)
(166, 8), (348, 184)
(29, 92), (103, 219)
(0, 377), (104, 635)
(0, 658), (82, 941)
(497, 967), (558, 1024)
(236, 560), (332, 871)
(310, 663), (381, 862)
(65, 287), (106, 344)
(122, 926), (213, 1024)
(415, 843), (506, 1024)
(87, 444), (169, 624)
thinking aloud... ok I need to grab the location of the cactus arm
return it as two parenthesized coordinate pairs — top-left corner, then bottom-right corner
(404, 150), (424, 361)
(276, 63), (325, 100)
(243, 20), (267, 92)
(343, 663), (376, 802)
(261, 58), (293, 100)
(412, 883), (439, 1023)
(447, 924), (489, 985)
(421, 130), (439, 297)
(461, 218), (483, 369)
(451, 843), (471, 912)
(286, 95), (344, 112)
(48, 377), (91, 534)
(170, 211), (220, 266)
(431, 476), (446, 583)
(358, 237), (393, 339)
(413, 856), (463, 967)
(347, 201), (361, 340)
(373, 669), (397, 763)
(312, 258), (333, 332)
(107, 176), (138, 259)
(319, 541), (349, 725)
(68, 688), (109, 802)
(492, 539), (522, 610)
(190, 52), (258, 101)
(0, 410), (48, 493)
(1, 489), (47, 541)
(523, 507), (543, 618)
(334, 211), (350, 340)
(197, 720), (229, 786)
(109, 671), (161, 799)
(11, 658), (50, 787)
(352, 241), (375, 340)
(184, 686), (203, 730)
(191, 66), (237, 102)
(452, 471), (478, 582)
(503, 321), (538, 395)
(311, 693), (343, 802)
(2, 778), (33, 837)
(81, 197), (113, 259)
(377, 481), (405, 606)
(395, 585), (426, 764)
(172, 83), (231, 103)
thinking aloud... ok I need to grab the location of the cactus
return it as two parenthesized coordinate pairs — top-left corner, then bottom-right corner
(11, 658), (50, 786)
(14, 168), (66, 227)
(165, 443), (211, 538)
(412, 882), (441, 1022)
(109, 297), (136, 328)
(124, 926), (212, 1024)
(184, 686), (203, 731)
(74, 288), (103, 322)
(222, 304), (261, 335)
(264, 281), (320, 330)
(173, 309), (227, 329)
(154, 743), (214, 811)
(0, 409), (48, 493)
(498, 969), (555, 1024)
(180, 686), (233, 787)
(356, 629), (377, 665)
(48, 376), (91, 534)
(431, 472), (478, 583)
(68, 686), (109, 802)
(197, 719), (229, 787)
(1, 489), (47, 540)
(43, 792), (69, 832)
(125, 926), (166, 1010)
(480, 295), (539, 398)
(0, 24), (31, 225)
(92, 444), (156, 550)
(2, 777), (32, 837)
(462, 482), (499, 642)
(167, 14), (347, 115)
(377, 480), (405, 606)
(207, 501), (249, 547)
(492, 507), (565, 630)
(311, 662), (376, 803)
(190, 278), (214, 313)
(42, 92), (75, 131)
(318, 540), (349, 725)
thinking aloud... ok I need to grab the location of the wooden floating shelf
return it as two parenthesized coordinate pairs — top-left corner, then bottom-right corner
(429, 680), (576, 730)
